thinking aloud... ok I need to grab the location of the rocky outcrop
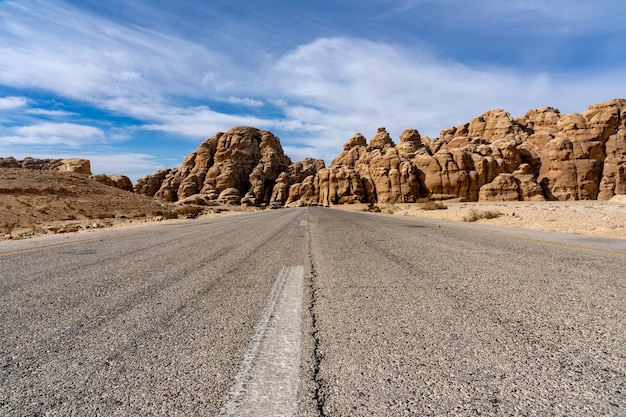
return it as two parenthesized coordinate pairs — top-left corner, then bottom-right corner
(90, 174), (134, 192)
(137, 99), (626, 206)
(280, 99), (625, 205)
(0, 157), (139, 192)
(55, 158), (92, 174)
(134, 169), (172, 196)
(0, 157), (91, 174)
(136, 126), (295, 205)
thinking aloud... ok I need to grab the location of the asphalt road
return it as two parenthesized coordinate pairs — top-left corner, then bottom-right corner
(1, 207), (625, 416)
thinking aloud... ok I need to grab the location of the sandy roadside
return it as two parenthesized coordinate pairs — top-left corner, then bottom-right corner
(4, 201), (626, 241)
(334, 200), (626, 240)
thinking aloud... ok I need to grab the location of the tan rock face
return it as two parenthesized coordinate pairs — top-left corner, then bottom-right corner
(55, 158), (92, 174)
(478, 173), (520, 202)
(90, 174), (133, 192)
(134, 169), (172, 197)
(137, 99), (626, 206)
(0, 157), (94, 173)
(107, 175), (134, 192)
(137, 126), (292, 204)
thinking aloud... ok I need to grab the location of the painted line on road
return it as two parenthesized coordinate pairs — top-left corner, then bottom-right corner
(218, 265), (304, 417)
(299, 220), (308, 227)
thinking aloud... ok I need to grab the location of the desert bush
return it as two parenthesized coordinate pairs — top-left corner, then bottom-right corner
(159, 210), (178, 219)
(1, 222), (16, 234)
(421, 201), (447, 211)
(363, 203), (382, 213)
(483, 210), (504, 219)
(176, 205), (204, 219)
(463, 209), (481, 222)
(463, 209), (503, 222)
(385, 204), (399, 214)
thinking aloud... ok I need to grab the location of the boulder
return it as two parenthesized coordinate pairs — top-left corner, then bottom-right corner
(0, 157), (20, 168)
(217, 188), (241, 205)
(478, 173), (520, 201)
(135, 169), (173, 197)
(56, 158), (92, 174)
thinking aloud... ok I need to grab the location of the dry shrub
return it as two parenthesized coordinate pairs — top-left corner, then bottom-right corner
(421, 201), (448, 211)
(176, 205), (204, 219)
(463, 209), (503, 222)
(363, 203), (382, 213)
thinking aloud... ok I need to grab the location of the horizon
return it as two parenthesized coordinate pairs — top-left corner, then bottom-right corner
(1, 1), (625, 182)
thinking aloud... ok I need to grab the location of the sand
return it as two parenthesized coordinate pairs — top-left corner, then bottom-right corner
(335, 200), (626, 240)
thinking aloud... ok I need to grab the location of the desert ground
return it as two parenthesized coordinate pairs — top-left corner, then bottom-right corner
(337, 199), (626, 239)
(2, 168), (626, 240)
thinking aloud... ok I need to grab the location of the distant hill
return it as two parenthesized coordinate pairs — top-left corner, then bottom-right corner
(0, 168), (169, 238)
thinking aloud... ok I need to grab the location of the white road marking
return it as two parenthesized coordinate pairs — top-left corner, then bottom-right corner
(218, 266), (304, 417)
(299, 220), (308, 227)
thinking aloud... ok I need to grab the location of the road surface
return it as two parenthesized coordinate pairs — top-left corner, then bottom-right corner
(1, 207), (624, 416)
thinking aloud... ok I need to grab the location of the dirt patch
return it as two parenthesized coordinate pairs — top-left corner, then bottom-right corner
(337, 200), (626, 239)
(0, 168), (256, 239)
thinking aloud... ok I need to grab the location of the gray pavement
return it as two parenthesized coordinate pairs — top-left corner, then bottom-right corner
(1, 207), (625, 416)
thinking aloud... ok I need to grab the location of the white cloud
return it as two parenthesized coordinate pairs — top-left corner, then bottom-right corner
(0, 96), (28, 110)
(86, 153), (165, 181)
(270, 37), (624, 140)
(218, 97), (264, 107)
(0, 0), (225, 103)
(1, 122), (105, 147)
(1, 0), (624, 176)
(26, 108), (77, 117)
(138, 106), (273, 138)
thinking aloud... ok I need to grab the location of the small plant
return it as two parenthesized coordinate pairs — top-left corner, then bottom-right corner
(176, 205), (204, 219)
(462, 209), (503, 222)
(385, 204), (399, 214)
(363, 203), (382, 213)
(421, 201), (448, 211)
(463, 209), (481, 222)
(483, 210), (504, 219)
(158, 210), (178, 220)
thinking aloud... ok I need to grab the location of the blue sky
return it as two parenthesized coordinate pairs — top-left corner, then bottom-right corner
(1, 0), (625, 181)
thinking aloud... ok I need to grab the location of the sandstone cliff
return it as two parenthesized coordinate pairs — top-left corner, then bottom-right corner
(137, 99), (626, 205)
(135, 126), (304, 205)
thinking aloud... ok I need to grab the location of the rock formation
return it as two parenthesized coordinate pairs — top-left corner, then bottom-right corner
(0, 156), (135, 192)
(90, 174), (134, 192)
(136, 126), (300, 205)
(0, 157), (91, 173)
(136, 99), (626, 205)
(55, 158), (91, 174)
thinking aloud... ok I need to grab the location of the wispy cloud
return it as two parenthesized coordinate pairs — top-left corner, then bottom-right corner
(1, 122), (105, 147)
(0, 0), (225, 104)
(218, 97), (264, 107)
(1, 0), (624, 178)
(86, 153), (166, 181)
(0, 96), (28, 110)
(26, 108), (78, 117)
(270, 38), (597, 135)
